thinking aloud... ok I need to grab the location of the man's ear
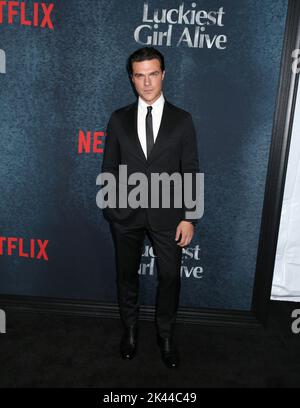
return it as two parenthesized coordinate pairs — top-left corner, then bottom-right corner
(162, 70), (165, 80)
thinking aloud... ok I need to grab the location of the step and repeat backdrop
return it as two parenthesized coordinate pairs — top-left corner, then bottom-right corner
(0, 0), (288, 310)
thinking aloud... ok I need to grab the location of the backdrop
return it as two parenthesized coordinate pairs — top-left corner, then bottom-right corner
(0, 0), (288, 310)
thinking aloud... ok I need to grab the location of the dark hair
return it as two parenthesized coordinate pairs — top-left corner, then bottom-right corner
(127, 47), (165, 76)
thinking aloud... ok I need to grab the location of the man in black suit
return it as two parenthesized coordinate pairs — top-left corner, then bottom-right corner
(101, 47), (200, 368)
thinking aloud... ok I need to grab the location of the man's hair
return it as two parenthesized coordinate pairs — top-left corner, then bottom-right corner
(127, 47), (165, 76)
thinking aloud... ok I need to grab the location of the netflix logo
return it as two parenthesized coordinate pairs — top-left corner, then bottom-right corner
(0, 1), (54, 30)
(78, 130), (105, 154)
(0, 237), (49, 261)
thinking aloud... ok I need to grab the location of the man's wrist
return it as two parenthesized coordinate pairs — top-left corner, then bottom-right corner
(182, 220), (197, 226)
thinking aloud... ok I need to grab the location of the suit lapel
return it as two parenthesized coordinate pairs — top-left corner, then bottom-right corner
(126, 98), (174, 165)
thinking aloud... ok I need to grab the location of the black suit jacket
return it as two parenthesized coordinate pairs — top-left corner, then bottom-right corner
(101, 98), (200, 231)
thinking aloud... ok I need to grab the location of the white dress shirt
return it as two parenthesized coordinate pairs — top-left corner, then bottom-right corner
(137, 92), (165, 158)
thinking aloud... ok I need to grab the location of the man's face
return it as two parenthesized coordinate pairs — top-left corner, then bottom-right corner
(131, 58), (165, 105)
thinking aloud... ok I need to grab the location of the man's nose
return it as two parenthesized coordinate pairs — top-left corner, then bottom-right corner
(144, 76), (151, 86)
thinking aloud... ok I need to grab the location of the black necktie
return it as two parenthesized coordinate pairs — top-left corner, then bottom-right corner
(146, 106), (154, 158)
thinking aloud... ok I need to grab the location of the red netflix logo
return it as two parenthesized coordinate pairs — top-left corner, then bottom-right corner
(0, 237), (49, 261)
(0, 1), (54, 29)
(78, 130), (105, 154)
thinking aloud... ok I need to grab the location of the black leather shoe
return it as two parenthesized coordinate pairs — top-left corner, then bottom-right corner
(120, 325), (138, 360)
(157, 335), (180, 368)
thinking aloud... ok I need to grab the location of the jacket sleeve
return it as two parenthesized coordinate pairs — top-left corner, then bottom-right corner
(100, 112), (121, 209)
(180, 113), (201, 226)
(101, 112), (121, 177)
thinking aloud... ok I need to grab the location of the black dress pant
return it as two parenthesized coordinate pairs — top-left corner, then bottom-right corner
(109, 210), (182, 339)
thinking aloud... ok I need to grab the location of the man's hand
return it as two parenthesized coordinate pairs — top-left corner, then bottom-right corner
(175, 221), (194, 247)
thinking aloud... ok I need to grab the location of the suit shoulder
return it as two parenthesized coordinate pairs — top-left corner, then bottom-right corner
(112, 101), (136, 116)
(166, 101), (193, 120)
(106, 102), (135, 127)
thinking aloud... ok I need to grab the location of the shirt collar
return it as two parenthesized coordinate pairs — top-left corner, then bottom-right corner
(138, 92), (165, 112)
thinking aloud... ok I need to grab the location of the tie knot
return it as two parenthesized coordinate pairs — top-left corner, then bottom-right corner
(147, 106), (152, 114)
